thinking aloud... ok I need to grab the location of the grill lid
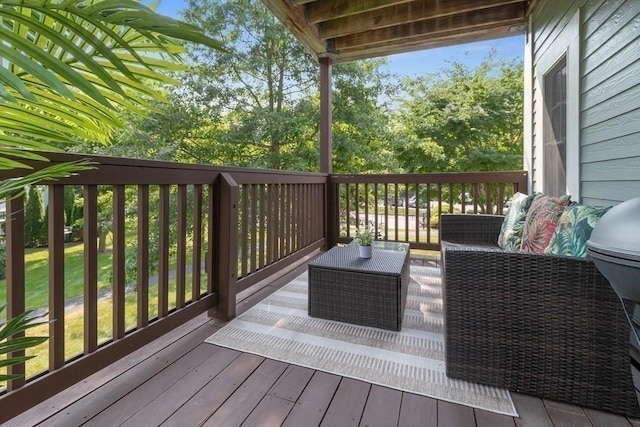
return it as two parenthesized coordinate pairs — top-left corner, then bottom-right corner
(587, 197), (640, 301)
(587, 197), (640, 263)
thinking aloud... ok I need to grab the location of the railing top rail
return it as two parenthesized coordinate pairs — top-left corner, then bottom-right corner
(0, 152), (328, 185)
(331, 171), (528, 184)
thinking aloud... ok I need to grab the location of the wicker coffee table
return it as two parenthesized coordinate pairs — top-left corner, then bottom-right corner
(308, 241), (410, 331)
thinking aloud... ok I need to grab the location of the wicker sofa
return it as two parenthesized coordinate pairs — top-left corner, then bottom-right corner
(440, 214), (640, 417)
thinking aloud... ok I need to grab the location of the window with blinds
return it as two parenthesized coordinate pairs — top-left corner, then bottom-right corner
(543, 56), (567, 197)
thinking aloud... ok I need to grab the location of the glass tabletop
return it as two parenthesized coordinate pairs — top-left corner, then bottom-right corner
(347, 239), (409, 252)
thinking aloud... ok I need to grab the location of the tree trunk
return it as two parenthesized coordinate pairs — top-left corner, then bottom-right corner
(98, 230), (107, 253)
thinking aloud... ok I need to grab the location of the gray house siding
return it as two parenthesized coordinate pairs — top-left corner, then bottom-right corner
(528, 0), (582, 195)
(529, 0), (640, 205)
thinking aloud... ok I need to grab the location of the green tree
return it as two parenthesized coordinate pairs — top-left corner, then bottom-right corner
(64, 186), (77, 228)
(332, 60), (400, 174)
(182, 0), (317, 169)
(24, 186), (45, 248)
(109, 1), (401, 175)
(0, 245), (6, 281)
(395, 55), (524, 173)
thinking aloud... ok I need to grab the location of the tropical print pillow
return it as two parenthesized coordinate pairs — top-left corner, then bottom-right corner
(521, 194), (571, 254)
(497, 192), (535, 251)
(545, 204), (611, 257)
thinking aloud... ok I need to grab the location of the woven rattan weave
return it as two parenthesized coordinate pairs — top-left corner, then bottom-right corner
(440, 214), (640, 417)
(308, 242), (410, 331)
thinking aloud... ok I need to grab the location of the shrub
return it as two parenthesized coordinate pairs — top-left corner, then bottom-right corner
(429, 203), (461, 229)
(0, 244), (5, 280)
(25, 186), (45, 247)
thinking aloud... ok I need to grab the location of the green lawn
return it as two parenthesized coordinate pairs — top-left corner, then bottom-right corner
(0, 241), (115, 313)
(20, 272), (197, 378)
(0, 237), (200, 314)
(0, 236), (204, 380)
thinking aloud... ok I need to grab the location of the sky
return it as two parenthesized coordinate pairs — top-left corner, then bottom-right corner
(152, 0), (525, 77)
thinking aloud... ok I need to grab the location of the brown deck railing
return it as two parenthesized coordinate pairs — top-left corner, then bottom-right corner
(0, 151), (526, 420)
(215, 170), (327, 319)
(0, 153), (326, 421)
(328, 171), (528, 250)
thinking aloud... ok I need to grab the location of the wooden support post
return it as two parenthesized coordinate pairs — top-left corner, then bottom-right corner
(319, 56), (333, 174)
(320, 56), (334, 248)
(215, 173), (238, 321)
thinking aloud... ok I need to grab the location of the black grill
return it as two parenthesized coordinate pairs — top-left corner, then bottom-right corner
(588, 197), (640, 407)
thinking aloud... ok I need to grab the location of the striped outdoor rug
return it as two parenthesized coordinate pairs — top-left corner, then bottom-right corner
(205, 265), (517, 417)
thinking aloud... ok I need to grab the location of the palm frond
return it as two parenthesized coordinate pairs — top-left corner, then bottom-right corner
(0, 0), (224, 198)
(0, 307), (50, 383)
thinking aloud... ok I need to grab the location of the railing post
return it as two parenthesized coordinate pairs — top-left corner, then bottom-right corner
(49, 185), (65, 370)
(326, 175), (337, 248)
(517, 171), (529, 194)
(6, 195), (25, 390)
(319, 56), (333, 174)
(214, 173), (238, 321)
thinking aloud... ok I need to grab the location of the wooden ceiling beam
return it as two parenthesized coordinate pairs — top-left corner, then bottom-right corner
(336, 27), (519, 63)
(334, 3), (525, 50)
(260, 0), (325, 55)
(307, 0), (414, 25)
(320, 0), (524, 39)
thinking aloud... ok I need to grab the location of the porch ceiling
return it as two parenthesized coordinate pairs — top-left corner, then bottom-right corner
(261, 0), (535, 63)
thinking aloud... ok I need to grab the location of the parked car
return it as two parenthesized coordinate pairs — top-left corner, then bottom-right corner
(459, 192), (473, 204)
(389, 197), (405, 207)
(408, 195), (427, 208)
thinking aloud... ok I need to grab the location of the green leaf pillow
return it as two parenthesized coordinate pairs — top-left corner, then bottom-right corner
(521, 194), (572, 254)
(545, 204), (611, 257)
(497, 192), (535, 251)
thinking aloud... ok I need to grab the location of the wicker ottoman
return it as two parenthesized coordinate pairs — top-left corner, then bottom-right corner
(308, 242), (410, 331)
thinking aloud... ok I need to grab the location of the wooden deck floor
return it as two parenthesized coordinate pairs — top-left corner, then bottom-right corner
(7, 260), (640, 427)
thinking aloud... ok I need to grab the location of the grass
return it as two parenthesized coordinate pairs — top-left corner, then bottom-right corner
(2, 270), (204, 380)
(0, 233), (207, 382)
(0, 235), (200, 315)
(0, 241), (116, 313)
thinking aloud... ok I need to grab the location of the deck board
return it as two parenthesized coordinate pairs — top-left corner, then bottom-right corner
(42, 319), (220, 427)
(241, 395), (295, 427)
(268, 365), (315, 402)
(119, 345), (241, 426)
(359, 385), (402, 427)
(585, 408), (632, 427)
(8, 260), (640, 427)
(544, 400), (593, 427)
(282, 371), (341, 426)
(398, 393), (437, 427)
(201, 358), (289, 426)
(512, 393), (554, 427)
(158, 352), (263, 426)
(438, 400), (476, 426)
(320, 378), (370, 427)
(475, 409), (517, 427)
(85, 343), (221, 426)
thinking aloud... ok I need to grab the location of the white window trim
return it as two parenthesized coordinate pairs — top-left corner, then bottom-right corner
(531, 9), (580, 199)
